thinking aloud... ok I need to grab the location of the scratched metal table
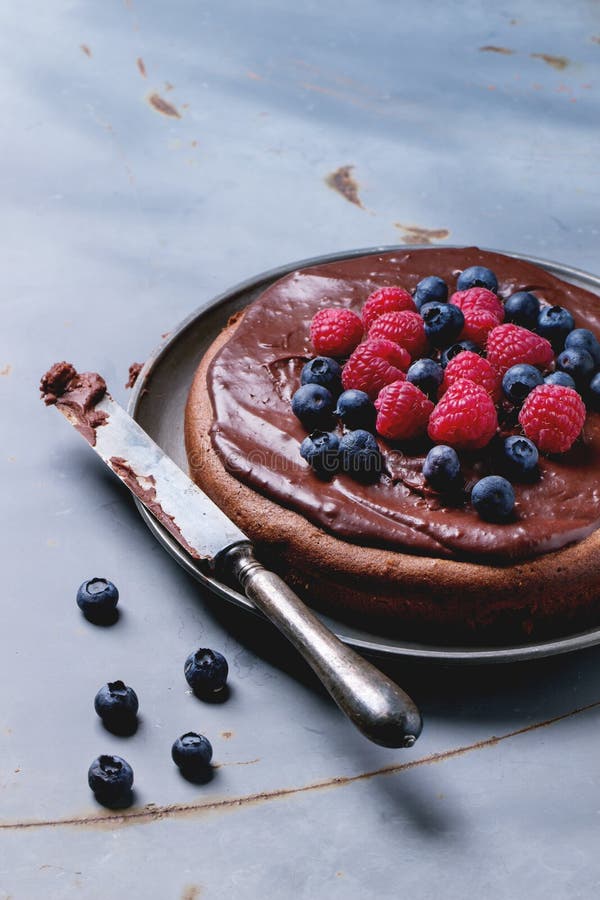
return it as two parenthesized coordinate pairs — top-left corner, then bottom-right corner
(2, 2), (600, 898)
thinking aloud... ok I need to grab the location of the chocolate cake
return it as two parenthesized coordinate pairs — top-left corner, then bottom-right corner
(185, 248), (600, 643)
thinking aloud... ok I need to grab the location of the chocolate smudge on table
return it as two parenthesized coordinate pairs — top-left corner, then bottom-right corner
(40, 363), (108, 446)
(108, 456), (201, 559)
(394, 224), (450, 245)
(479, 45), (515, 55)
(325, 165), (364, 208)
(147, 93), (181, 118)
(80, 44), (92, 57)
(126, 362), (143, 389)
(136, 57), (147, 78)
(531, 53), (570, 70)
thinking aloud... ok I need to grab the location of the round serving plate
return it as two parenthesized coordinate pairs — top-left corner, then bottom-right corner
(128, 245), (600, 664)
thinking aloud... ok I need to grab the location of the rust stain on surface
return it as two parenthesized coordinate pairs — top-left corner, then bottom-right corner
(147, 93), (181, 119)
(531, 53), (570, 70)
(181, 887), (201, 900)
(221, 731), (233, 740)
(136, 57), (147, 78)
(2, 699), (599, 832)
(325, 165), (364, 208)
(80, 44), (92, 57)
(479, 45), (515, 55)
(0, 364), (12, 376)
(395, 224), (450, 245)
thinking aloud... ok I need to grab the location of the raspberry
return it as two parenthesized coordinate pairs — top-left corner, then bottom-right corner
(518, 384), (586, 454)
(367, 310), (429, 359)
(441, 351), (501, 401)
(375, 381), (434, 441)
(310, 308), (363, 358)
(362, 286), (416, 331)
(486, 324), (554, 375)
(428, 378), (498, 450)
(342, 338), (410, 400)
(451, 288), (504, 345)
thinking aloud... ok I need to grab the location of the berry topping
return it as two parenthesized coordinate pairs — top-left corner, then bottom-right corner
(414, 276), (448, 310)
(471, 475), (515, 523)
(545, 371), (577, 390)
(504, 291), (540, 329)
(339, 430), (382, 482)
(501, 435), (540, 482)
(341, 338), (410, 399)
(422, 445), (462, 492)
(172, 732), (213, 778)
(556, 347), (595, 389)
(88, 755), (134, 808)
(565, 328), (600, 367)
(362, 286), (416, 331)
(334, 389), (376, 431)
(291, 384), (335, 429)
(406, 358), (444, 400)
(536, 305), (575, 350)
(375, 380), (434, 441)
(589, 372), (600, 411)
(457, 265), (498, 293)
(440, 340), (483, 367)
(501, 364), (544, 405)
(94, 681), (139, 735)
(442, 351), (500, 401)
(421, 302), (465, 348)
(428, 378), (498, 450)
(300, 357), (342, 394)
(184, 648), (229, 696)
(518, 384), (586, 454)
(300, 430), (340, 475)
(310, 308), (363, 357)
(451, 287), (504, 345)
(76, 578), (119, 623)
(367, 310), (429, 359)
(486, 324), (554, 375)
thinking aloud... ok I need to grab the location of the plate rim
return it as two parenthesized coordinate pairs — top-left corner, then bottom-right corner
(128, 244), (600, 664)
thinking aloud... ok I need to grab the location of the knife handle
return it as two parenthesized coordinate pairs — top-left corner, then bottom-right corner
(218, 542), (422, 749)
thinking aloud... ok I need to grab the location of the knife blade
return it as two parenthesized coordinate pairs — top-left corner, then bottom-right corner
(41, 364), (422, 748)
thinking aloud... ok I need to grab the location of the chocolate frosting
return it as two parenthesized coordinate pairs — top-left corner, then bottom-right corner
(207, 248), (600, 562)
(40, 362), (108, 445)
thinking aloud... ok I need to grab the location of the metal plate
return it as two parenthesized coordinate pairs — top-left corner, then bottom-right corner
(128, 245), (600, 664)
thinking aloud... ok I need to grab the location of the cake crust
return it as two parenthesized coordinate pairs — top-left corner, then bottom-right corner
(185, 316), (600, 644)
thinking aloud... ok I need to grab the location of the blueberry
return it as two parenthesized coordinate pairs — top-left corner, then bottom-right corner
(502, 436), (539, 482)
(406, 358), (444, 400)
(589, 372), (600, 411)
(184, 648), (228, 696)
(291, 384), (334, 430)
(440, 340), (484, 368)
(556, 347), (595, 389)
(564, 329), (600, 368)
(414, 276), (448, 310)
(172, 732), (213, 777)
(88, 755), (134, 808)
(421, 302), (465, 349)
(504, 291), (540, 329)
(300, 357), (342, 394)
(334, 389), (376, 431)
(471, 475), (515, 523)
(457, 266), (498, 293)
(423, 445), (461, 491)
(502, 364), (544, 405)
(545, 371), (577, 390)
(76, 578), (119, 623)
(300, 430), (340, 475)
(339, 430), (382, 483)
(94, 681), (139, 734)
(536, 305), (575, 349)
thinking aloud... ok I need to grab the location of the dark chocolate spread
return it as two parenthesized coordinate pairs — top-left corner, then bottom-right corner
(207, 247), (600, 562)
(40, 362), (108, 445)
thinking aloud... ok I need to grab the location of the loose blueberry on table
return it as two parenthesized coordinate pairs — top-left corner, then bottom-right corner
(76, 578), (119, 622)
(88, 755), (134, 808)
(172, 732), (213, 779)
(184, 648), (229, 697)
(293, 263), (596, 523)
(94, 681), (139, 734)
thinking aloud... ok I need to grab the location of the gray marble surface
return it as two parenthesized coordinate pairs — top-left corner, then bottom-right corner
(2, 1), (600, 897)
